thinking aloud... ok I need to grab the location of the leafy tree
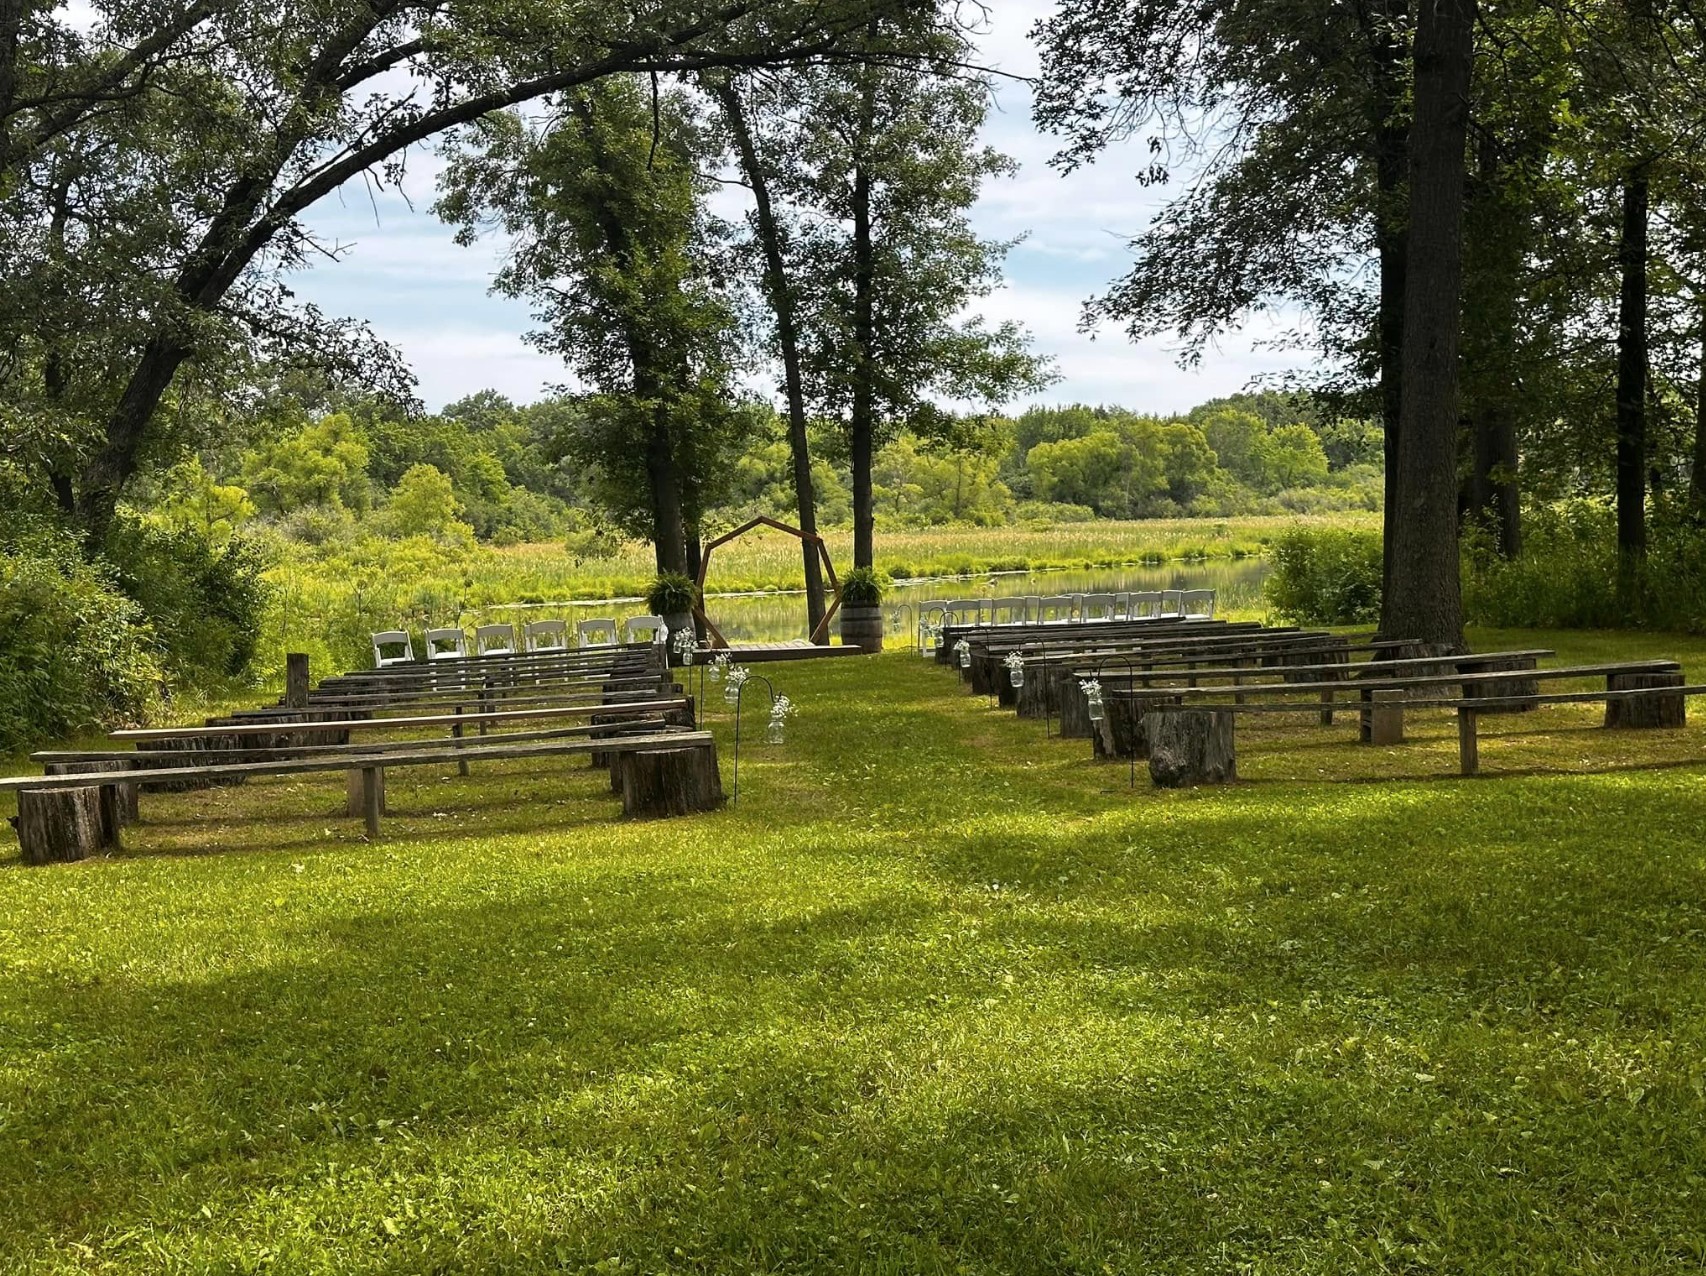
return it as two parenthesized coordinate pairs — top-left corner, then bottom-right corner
(752, 26), (1052, 568)
(239, 413), (369, 515)
(1, 0), (928, 540)
(1262, 424), (1331, 491)
(1196, 408), (1269, 489)
(383, 463), (468, 541)
(438, 77), (754, 576)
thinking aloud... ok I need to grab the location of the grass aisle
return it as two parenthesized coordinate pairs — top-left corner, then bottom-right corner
(2, 640), (1705, 1272)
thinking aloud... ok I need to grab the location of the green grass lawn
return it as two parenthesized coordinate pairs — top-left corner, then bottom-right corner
(3, 631), (1706, 1272)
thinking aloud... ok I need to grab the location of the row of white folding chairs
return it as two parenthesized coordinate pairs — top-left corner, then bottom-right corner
(370, 616), (669, 667)
(919, 590), (1215, 634)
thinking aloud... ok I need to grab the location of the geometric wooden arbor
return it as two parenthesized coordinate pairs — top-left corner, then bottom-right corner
(693, 515), (843, 649)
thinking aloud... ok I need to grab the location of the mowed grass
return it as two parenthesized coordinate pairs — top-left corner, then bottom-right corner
(2, 629), (1706, 1272)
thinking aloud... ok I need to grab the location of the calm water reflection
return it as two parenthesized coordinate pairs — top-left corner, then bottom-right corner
(482, 559), (1271, 645)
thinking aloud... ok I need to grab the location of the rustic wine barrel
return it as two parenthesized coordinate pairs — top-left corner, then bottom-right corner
(838, 604), (885, 654)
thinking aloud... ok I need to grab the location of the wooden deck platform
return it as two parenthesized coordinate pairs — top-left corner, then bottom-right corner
(714, 640), (869, 663)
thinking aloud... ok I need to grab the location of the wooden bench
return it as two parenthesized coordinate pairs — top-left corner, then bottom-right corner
(2, 730), (723, 864)
(1131, 667), (1698, 786)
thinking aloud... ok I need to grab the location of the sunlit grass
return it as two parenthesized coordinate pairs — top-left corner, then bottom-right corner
(1, 625), (1704, 1272)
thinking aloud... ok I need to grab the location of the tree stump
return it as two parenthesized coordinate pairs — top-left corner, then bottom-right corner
(1015, 664), (1056, 719)
(618, 746), (725, 818)
(1058, 677), (1098, 739)
(45, 760), (139, 825)
(1146, 709), (1237, 787)
(1605, 672), (1687, 728)
(665, 697), (697, 729)
(1460, 654), (1539, 714)
(11, 787), (112, 864)
(996, 666), (1021, 708)
(1093, 692), (1180, 760)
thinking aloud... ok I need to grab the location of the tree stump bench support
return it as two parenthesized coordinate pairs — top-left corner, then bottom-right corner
(1460, 654), (1541, 714)
(44, 760), (138, 824)
(1094, 693), (1182, 760)
(617, 745), (725, 818)
(1605, 672), (1687, 728)
(1146, 709), (1237, 787)
(9, 786), (121, 864)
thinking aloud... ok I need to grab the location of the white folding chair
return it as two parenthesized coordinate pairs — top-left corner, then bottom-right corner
(1081, 593), (1118, 622)
(1159, 589), (1185, 619)
(475, 623), (516, 655)
(1036, 595), (1073, 624)
(624, 614), (668, 645)
(1180, 588), (1217, 620)
(370, 630), (414, 668)
(989, 598), (1028, 626)
(917, 601), (949, 652)
(523, 619), (568, 652)
(578, 618), (619, 647)
(424, 627), (468, 661)
(944, 600), (983, 628)
(1128, 591), (1163, 620)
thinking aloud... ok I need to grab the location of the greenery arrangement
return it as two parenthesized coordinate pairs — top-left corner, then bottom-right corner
(839, 566), (888, 606)
(645, 571), (700, 616)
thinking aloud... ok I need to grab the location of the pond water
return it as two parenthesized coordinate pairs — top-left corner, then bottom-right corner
(482, 558), (1272, 645)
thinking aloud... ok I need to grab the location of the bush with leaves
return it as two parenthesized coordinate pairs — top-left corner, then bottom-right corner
(840, 566), (888, 606)
(646, 571), (699, 615)
(106, 515), (272, 683)
(1264, 527), (1383, 625)
(0, 529), (164, 753)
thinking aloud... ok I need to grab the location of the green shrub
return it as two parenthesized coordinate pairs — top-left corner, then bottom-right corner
(106, 516), (272, 683)
(840, 566), (888, 606)
(645, 571), (698, 614)
(1462, 501), (1706, 634)
(0, 529), (164, 753)
(1264, 526), (1383, 625)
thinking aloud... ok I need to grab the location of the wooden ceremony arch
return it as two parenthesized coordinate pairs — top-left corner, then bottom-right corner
(694, 516), (842, 649)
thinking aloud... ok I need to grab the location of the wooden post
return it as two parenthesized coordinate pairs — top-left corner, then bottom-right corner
(346, 767), (385, 817)
(1366, 689), (1405, 745)
(285, 653), (311, 709)
(11, 788), (107, 864)
(1457, 707), (1479, 776)
(618, 746), (726, 817)
(360, 766), (384, 837)
(1605, 672), (1687, 728)
(1146, 709), (1237, 787)
(452, 706), (469, 776)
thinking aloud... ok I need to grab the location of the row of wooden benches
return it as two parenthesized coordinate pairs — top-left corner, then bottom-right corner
(937, 616), (1699, 783)
(3, 644), (726, 865)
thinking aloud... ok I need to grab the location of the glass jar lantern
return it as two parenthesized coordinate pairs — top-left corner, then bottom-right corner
(955, 638), (972, 669)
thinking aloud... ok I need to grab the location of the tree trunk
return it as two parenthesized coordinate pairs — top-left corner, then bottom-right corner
(1692, 293), (1706, 518)
(1462, 134), (1523, 558)
(1616, 166), (1650, 576)
(1368, 4), (1410, 615)
(712, 79), (829, 641)
(646, 412), (691, 577)
(12, 787), (111, 864)
(1381, 0), (1473, 652)
(849, 57), (879, 572)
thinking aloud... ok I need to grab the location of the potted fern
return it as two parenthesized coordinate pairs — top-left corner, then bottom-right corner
(838, 567), (887, 653)
(646, 571), (698, 664)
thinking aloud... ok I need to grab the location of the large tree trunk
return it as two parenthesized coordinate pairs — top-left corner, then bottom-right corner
(849, 58), (879, 572)
(1616, 167), (1650, 572)
(1367, 1), (1410, 611)
(714, 79), (829, 640)
(1381, 0), (1474, 651)
(1462, 134), (1523, 558)
(1691, 293), (1706, 518)
(646, 413), (691, 577)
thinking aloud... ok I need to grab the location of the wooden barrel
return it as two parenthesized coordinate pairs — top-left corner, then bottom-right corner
(838, 604), (885, 654)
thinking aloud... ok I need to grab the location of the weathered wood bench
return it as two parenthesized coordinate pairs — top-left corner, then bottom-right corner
(2, 729), (723, 864)
(1132, 668), (1699, 786)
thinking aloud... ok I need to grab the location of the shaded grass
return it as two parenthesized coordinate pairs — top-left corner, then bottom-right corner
(1, 628), (1705, 1272)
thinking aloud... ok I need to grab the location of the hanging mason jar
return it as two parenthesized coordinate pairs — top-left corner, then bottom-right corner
(1081, 678), (1105, 723)
(766, 694), (793, 745)
(672, 627), (695, 666)
(724, 666), (749, 707)
(955, 638), (972, 669)
(1005, 651), (1025, 689)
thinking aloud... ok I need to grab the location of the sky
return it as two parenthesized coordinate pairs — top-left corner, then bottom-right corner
(288, 2), (1311, 417)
